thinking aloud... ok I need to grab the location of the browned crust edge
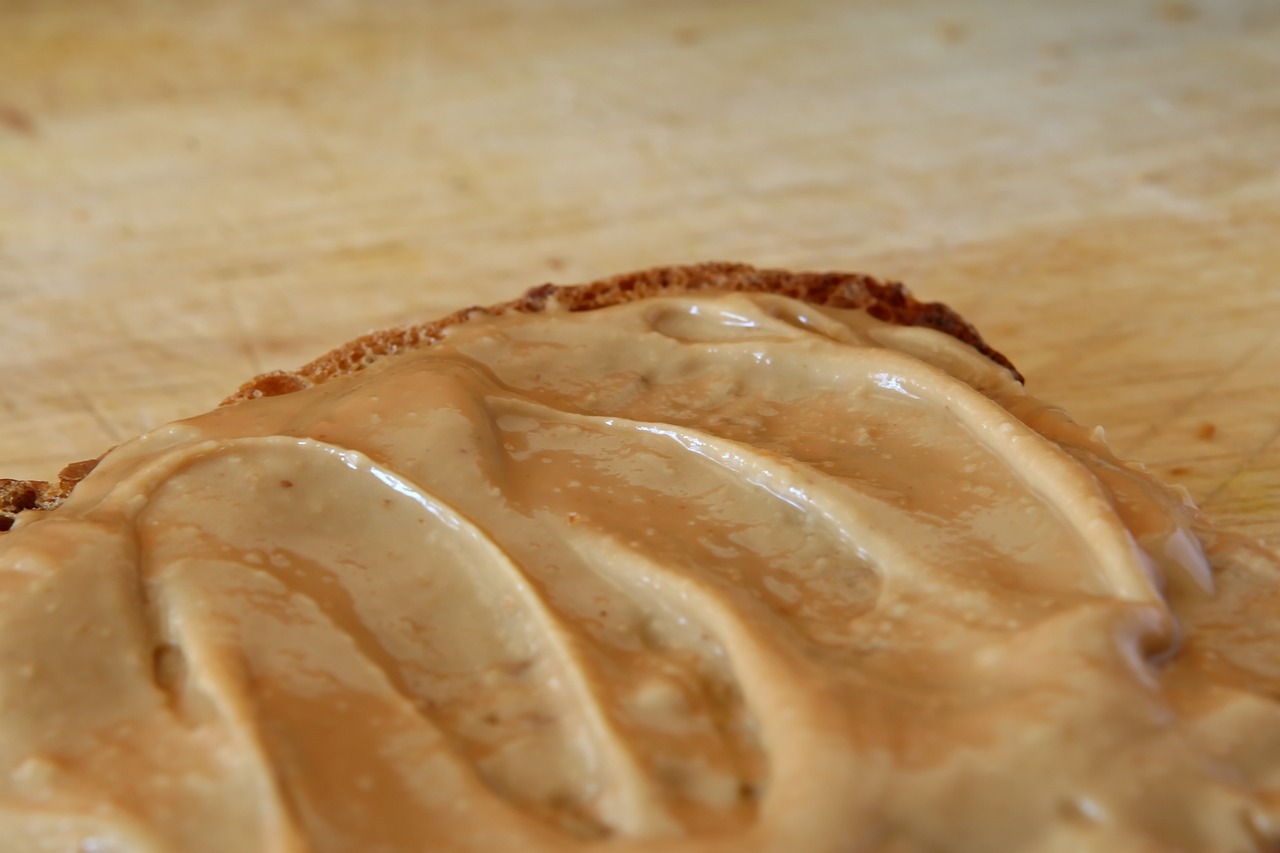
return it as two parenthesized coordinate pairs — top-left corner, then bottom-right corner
(0, 262), (1019, 531)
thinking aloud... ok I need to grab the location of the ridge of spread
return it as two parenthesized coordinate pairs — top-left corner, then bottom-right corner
(1, 292), (1278, 852)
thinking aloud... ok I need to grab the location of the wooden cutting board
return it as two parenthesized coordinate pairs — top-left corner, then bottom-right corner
(2, 0), (1278, 545)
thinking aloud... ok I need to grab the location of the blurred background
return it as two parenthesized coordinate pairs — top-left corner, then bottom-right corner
(1, 0), (1278, 542)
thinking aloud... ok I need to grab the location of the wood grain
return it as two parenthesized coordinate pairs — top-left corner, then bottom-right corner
(1, 0), (1278, 544)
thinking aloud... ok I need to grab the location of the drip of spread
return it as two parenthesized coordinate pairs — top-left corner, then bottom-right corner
(1, 293), (1278, 852)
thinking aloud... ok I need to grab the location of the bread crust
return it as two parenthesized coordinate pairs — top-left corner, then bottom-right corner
(0, 263), (1018, 530)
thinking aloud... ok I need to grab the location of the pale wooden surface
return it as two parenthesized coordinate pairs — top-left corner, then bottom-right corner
(1, 0), (1278, 544)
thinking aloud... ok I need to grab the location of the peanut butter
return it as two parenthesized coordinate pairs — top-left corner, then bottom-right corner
(1, 292), (1277, 851)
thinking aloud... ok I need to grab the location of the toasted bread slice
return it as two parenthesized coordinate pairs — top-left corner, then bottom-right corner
(0, 263), (1017, 531)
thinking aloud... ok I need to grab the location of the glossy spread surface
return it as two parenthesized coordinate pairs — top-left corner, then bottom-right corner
(1, 292), (1278, 852)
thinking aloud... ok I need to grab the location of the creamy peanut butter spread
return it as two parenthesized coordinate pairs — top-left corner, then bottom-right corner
(1, 292), (1279, 852)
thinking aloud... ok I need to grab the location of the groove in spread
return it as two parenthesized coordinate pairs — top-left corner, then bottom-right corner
(0, 292), (1278, 852)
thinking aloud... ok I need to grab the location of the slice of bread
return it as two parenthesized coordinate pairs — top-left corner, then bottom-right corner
(0, 262), (1018, 531)
(5, 261), (1277, 850)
